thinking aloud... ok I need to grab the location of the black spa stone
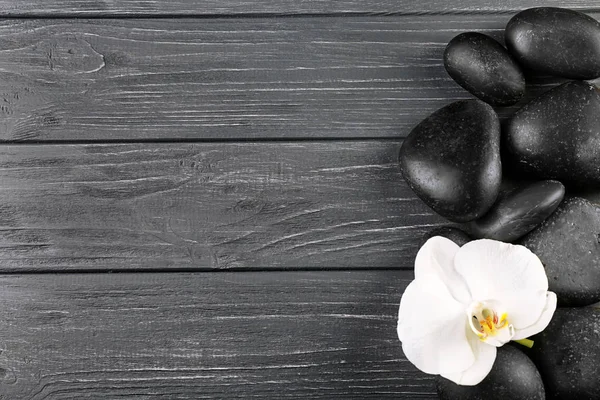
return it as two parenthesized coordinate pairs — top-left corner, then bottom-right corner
(520, 197), (600, 306)
(504, 80), (600, 188)
(399, 100), (501, 222)
(467, 180), (565, 242)
(506, 7), (600, 79)
(436, 345), (545, 400)
(420, 227), (471, 247)
(444, 32), (525, 106)
(527, 308), (600, 400)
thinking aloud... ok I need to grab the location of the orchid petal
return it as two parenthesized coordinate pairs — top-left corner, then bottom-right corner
(398, 273), (475, 375)
(440, 337), (496, 386)
(415, 236), (471, 304)
(454, 239), (548, 329)
(512, 291), (557, 340)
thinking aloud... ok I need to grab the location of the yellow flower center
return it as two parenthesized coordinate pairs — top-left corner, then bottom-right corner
(467, 301), (515, 347)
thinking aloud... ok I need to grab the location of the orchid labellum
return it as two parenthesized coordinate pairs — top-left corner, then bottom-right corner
(397, 237), (556, 385)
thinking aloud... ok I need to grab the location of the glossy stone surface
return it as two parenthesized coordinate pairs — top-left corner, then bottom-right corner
(444, 32), (525, 106)
(520, 197), (600, 306)
(506, 7), (600, 79)
(504, 81), (600, 188)
(399, 100), (501, 222)
(436, 345), (545, 400)
(528, 308), (600, 400)
(467, 180), (565, 242)
(420, 227), (471, 247)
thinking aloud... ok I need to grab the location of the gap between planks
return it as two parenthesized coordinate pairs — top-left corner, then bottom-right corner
(0, 137), (405, 146)
(0, 10), (593, 18)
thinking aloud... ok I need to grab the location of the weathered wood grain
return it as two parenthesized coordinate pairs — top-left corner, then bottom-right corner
(0, 16), (574, 141)
(0, 141), (445, 272)
(0, 0), (596, 16)
(0, 270), (435, 399)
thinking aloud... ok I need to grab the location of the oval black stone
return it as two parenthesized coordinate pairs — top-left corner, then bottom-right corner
(467, 180), (565, 242)
(444, 32), (525, 106)
(504, 80), (600, 188)
(520, 197), (600, 306)
(436, 345), (545, 400)
(399, 100), (502, 222)
(528, 308), (600, 400)
(506, 7), (600, 79)
(420, 227), (471, 247)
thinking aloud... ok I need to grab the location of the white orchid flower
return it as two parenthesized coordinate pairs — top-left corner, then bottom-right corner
(397, 236), (556, 386)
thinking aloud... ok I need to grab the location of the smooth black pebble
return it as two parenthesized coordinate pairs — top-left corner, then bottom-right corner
(520, 197), (600, 306)
(420, 227), (471, 247)
(436, 345), (545, 400)
(528, 308), (600, 400)
(399, 100), (501, 222)
(504, 80), (600, 188)
(467, 180), (565, 242)
(444, 32), (525, 106)
(506, 7), (600, 79)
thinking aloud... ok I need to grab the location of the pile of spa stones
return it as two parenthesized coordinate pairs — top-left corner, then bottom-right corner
(399, 7), (600, 400)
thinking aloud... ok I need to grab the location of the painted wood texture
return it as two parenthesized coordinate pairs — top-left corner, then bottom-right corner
(0, 271), (435, 399)
(0, 2), (580, 398)
(0, 16), (576, 142)
(0, 141), (445, 272)
(0, 0), (597, 16)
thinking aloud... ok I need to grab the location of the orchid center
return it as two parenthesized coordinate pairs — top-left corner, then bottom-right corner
(467, 300), (515, 347)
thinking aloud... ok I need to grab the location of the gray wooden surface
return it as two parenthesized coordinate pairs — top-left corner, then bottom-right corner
(0, 16), (574, 141)
(0, 271), (436, 399)
(0, 142), (444, 272)
(0, 0), (575, 398)
(0, 0), (597, 16)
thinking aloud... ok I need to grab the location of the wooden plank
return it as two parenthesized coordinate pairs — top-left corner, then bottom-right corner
(0, 270), (435, 399)
(0, 16), (572, 141)
(0, 141), (445, 272)
(0, 0), (596, 16)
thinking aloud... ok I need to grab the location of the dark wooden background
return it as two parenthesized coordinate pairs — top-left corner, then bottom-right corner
(0, 1), (586, 398)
